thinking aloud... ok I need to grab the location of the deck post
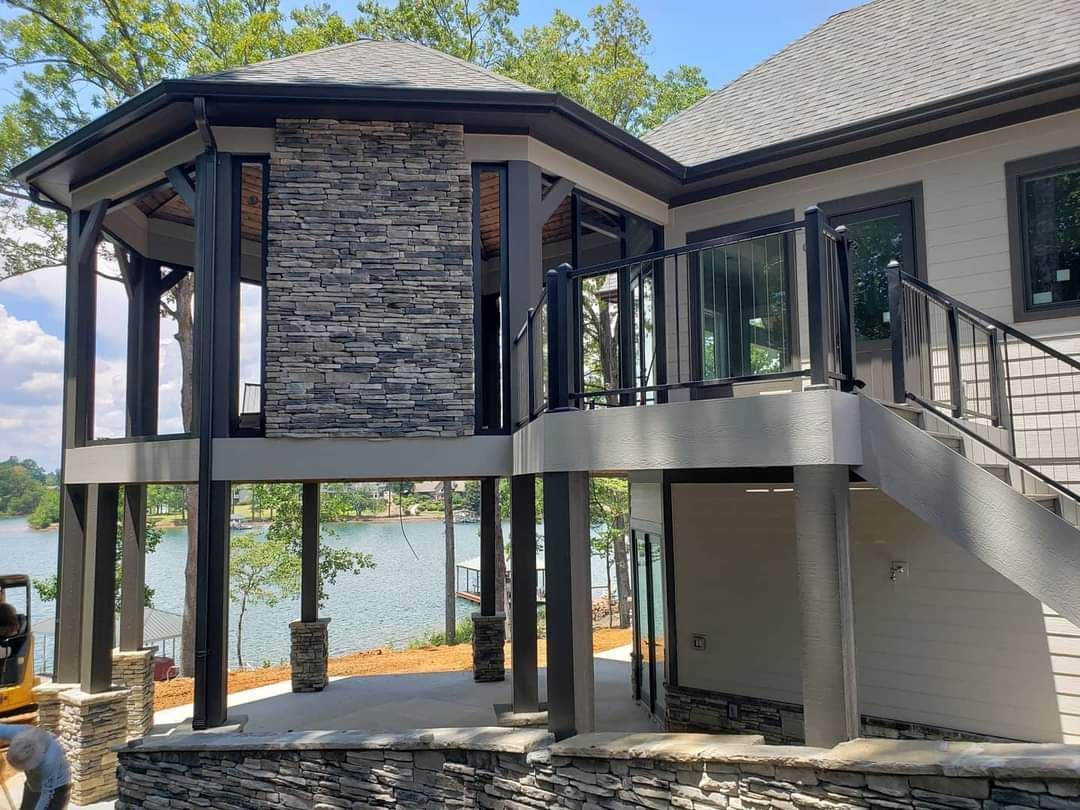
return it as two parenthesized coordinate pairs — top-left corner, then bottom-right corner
(793, 465), (859, 746)
(805, 206), (828, 386)
(473, 477), (505, 682)
(118, 486), (147, 652)
(301, 483), (320, 623)
(543, 470), (594, 740)
(887, 260), (907, 404)
(81, 483), (119, 693)
(510, 474), (539, 712)
(191, 150), (238, 730)
(55, 206), (103, 684)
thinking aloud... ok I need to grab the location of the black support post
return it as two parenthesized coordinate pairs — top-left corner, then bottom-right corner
(546, 264), (573, 411)
(119, 486), (147, 652)
(805, 206), (828, 386)
(192, 150), (238, 730)
(834, 227), (856, 393)
(887, 260), (907, 404)
(55, 207), (104, 684)
(946, 304), (964, 418)
(510, 474), (538, 712)
(479, 477), (497, 616)
(301, 483), (320, 623)
(81, 484), (119, 693)
(542, 471), (593, 740)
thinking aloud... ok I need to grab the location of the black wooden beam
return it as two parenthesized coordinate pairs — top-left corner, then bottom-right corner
(165, 165), (197, 212)
(126, 253), (160, 437)
(81, 483), (119, 693)
(75, 198), (109, 267)
(537, 176), (574, 226)
(510, 474), (538, 712)
(191, 150), (237, 730)
(119, 485), (146, 651)
(479, 477), (497, 616)
(54, 207), (100, 684)
(506, 161), (543, 337)
(301, 483), (320, 623)
(159, 266), (189, 295)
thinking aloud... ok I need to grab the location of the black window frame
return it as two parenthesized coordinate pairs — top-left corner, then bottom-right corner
(1006, 146), (1080, 322)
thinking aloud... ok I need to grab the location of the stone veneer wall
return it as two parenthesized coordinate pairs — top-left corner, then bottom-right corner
(264, 119), (474, 438)
(60, 687), (128, 806)
(290, 618), (329, 692)
(112, 648), (155, 739)
(666, 684), (1021, 745)
(116, 729), (1080, 810)
(472, 612), (506, 682)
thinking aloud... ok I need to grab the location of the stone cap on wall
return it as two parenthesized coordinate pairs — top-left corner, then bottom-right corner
(122, 726), (553, 756)
(549, 735), (1080, 779)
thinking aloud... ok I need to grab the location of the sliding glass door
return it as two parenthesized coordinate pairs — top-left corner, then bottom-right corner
(632, 530), (667, 716)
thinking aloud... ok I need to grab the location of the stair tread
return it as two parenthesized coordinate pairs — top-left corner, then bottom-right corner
(925, 430), (963, 441)
(1026, 493), (1060, 501)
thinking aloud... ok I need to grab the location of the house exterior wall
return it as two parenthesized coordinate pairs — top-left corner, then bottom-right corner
(664, 109), (1080, 484)
(264, 119), (474, 438)
(660, 482), (1080, 743)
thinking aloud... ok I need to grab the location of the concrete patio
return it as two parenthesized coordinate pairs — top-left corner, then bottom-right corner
(153, 647), (652, 735)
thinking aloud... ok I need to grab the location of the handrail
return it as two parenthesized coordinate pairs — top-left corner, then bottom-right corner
(568, 219), (805, 280)
(572, 369), (810, 401)
(908, 393), (1080, 505)
(899, 270), (1080, 373)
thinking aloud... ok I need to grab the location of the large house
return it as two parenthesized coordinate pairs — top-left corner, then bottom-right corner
(13, 0), (1080, 804)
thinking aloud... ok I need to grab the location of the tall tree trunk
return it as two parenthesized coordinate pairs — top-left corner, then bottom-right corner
(612, 515), (631, 629)
(444, 483), (456, 643)
(494, 489), (508, 617)
(236, 596), (246, 668)
(606, 545), (613, 628)
(172, 276), (199, 677)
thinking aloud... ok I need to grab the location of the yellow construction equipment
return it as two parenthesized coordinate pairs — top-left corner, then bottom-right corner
(0, 576), (38, 718)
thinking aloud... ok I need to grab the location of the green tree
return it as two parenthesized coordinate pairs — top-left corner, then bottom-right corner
(589, 476), (630, 628)
(33, 488), (163, 611)
(229, 530), (298, 667)
(26, 487), (59, 529)
(147, 484), (186, 519)
(0, 457), (47, 515)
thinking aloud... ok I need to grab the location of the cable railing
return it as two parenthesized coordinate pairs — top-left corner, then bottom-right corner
(889, 266), (1080, 493)
(512, 208), (856, 424)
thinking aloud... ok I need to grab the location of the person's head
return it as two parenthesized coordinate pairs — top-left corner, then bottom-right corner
(0, 602), (18, 637)
(6, 728), (49, 773)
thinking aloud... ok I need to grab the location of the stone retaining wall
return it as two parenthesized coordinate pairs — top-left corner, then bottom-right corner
(116, 728), (1080, 810)
(264, 118), (474, 438)
(666, 684), (1021, 745)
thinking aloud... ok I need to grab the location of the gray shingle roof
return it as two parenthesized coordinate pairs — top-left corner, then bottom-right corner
(643, 0), (1080, 167)
(197, 38), (540, 93)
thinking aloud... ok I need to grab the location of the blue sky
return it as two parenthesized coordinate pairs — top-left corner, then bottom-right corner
(0, 0), (860, 469)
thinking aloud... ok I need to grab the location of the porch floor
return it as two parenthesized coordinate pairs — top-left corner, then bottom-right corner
(152, 646), (653, 735)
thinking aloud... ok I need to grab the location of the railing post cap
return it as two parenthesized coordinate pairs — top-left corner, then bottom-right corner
(804, 204), (821, 215)
(886, 259), (901, 269)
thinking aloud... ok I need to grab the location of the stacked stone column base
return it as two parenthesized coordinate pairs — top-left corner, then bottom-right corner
(290, 618), (330, 692)
(58, 687), (128, 805)
(31, 681), (78, 735)
(471, 613), (506, 682)
(112, 648), (155, 738)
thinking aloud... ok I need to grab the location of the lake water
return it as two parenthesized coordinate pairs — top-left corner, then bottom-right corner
(1, 515), (612, 670)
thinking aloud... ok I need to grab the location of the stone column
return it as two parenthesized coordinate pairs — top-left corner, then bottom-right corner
(112, 647), (155, 738)
(31, 682), (77, 735)
(58, 687), (128, 805)
(290, 618), (330, 692)
(471, 613), (506, 682)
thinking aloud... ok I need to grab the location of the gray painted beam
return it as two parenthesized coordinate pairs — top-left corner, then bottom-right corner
(81, 483), (119, 693)
(793, 465), (858, 747)
(543, 471), (594, 740)
(857, 396), (1080, 627)
(301, 483), (320, 623)
(510, 474), (538, 712)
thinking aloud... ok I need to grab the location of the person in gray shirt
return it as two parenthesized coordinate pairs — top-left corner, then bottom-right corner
(0, 725), (70, 809)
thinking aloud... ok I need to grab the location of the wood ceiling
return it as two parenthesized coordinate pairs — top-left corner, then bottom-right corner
(134, 164), (265, 242)
(477, 170), (571, 261)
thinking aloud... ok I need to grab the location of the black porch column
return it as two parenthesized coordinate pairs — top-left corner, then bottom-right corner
(55, 204), (105, 684)
(543, 471), (594, 739)
(301, 483), (320, 623)
(479, 477), (497, 616)
(81, 483), (119, 693)
(191, 150), (239, 729)
(119, 252), (159, 652)
(510, 474), (539, 712)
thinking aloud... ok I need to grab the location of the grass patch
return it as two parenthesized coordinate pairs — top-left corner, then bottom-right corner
(408, 619), (474, 649)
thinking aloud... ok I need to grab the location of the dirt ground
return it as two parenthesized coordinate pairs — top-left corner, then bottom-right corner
(154, 627), (633, 711)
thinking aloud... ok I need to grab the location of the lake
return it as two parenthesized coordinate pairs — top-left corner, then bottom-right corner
(0, 515), (613, 670)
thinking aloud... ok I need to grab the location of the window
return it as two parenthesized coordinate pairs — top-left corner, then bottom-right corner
(1008, 148), (1080, 320)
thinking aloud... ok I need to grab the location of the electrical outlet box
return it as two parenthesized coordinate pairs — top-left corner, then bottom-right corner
(692, 634), (707, 650)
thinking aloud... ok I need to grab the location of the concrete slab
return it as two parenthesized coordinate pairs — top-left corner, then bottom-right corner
(153, 658), (654, 736)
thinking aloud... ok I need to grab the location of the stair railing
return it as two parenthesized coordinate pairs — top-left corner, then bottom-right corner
(889, 265), (1080, 493)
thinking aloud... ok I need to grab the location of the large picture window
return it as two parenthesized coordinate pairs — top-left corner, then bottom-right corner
(1008, 148), (1080, 321)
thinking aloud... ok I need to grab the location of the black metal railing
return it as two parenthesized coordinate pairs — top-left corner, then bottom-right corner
(889, 266), (1080, 490)
(512, 208), (856, 424)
